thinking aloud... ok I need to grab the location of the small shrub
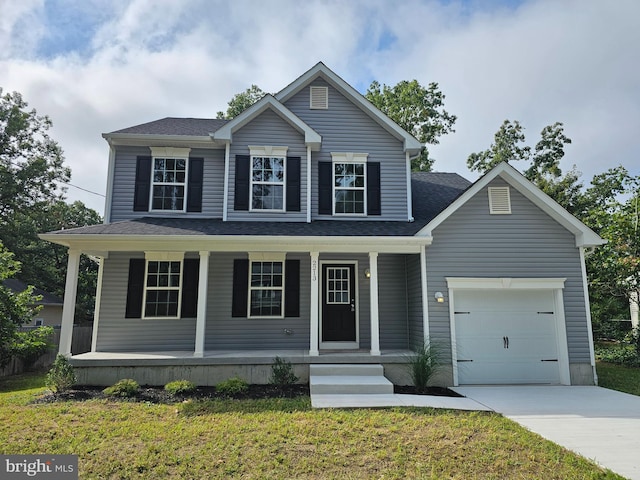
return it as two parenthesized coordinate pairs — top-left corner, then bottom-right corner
(269, 356), (299, 386)
(103, 378), (140, 397)
(45, 354), (77, 393)
(216, 376), (248, 395)
(165, 379), (196, 396)
(596, 344), (640, 367)
(408, 342), (442, 393)
(11, 326), (55, 368)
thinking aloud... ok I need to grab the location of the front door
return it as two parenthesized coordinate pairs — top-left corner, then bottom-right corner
(321, 264), (357, 345)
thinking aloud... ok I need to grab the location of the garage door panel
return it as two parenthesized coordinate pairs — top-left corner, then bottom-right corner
(454, 289), (560, 385)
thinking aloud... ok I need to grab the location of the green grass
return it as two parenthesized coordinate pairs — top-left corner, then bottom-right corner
(0, 374), (623, 479)
(597, 361), (640, 396)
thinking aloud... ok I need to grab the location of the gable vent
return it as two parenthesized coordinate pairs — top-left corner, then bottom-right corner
(488, 187), (511, 214)
(310, 86), (328, 109)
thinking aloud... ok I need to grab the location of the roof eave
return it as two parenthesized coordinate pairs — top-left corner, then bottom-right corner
(102, 133), (223, 149)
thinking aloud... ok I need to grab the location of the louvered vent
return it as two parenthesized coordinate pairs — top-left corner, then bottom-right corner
(310, 86), (328, 109)
(488, 187), (511, 214)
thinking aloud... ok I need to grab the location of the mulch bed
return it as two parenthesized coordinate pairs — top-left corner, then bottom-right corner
(35, 384), (462, 404)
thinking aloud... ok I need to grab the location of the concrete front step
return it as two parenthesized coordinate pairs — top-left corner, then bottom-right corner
(309, 364), (393, 395)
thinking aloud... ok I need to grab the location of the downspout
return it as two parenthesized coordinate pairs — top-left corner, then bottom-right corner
(406, 151), (414, 222)
(223, 141), (230, 221)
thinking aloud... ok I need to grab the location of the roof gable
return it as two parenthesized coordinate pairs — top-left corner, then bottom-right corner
(212, 94), (321, 150)
(275, 62), (422, 154)
(418, 162), (605, 248)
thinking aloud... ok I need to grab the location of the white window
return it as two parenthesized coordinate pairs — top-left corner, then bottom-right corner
(248, 253), (285, 317)
(34, 318), (44, 326)
(143, 253), (184, 319)
(249, 146), (287, 211)
(332, 152), (368, 215)
(150, 147), (191, 212)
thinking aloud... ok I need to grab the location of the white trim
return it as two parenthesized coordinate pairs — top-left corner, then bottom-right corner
(247, 255), (286, 319)
(319, 260), (360, 350)
(446, 277), (567, 290)
(309, 252), (320, 356)
(223, 141), (230, 222)
(419, 162), (605, 248)
(369, 252), (380, 355)
(331, 153), (368, 217)
(194, 251), (209, 357)
(447, 276), (571, 386)
(580, 247), (598, 384)
(141, 256), (184, 320)
(275, 62), (422, 154)
(90, 256), (105, 352)
(248, 252), (286, 262)
(306, 146), (312, 223)
(248, 146), (288, 213)
(149, 155), (189, 213)
(213, 95), (322, 150)
(331, 152), (368, 163)
(406, 151), (414, 222)
(104, 144), (116, 223)
(420, 245), (429, 346)
(150, 146), (191, 158)
(145, 252), (185, 262)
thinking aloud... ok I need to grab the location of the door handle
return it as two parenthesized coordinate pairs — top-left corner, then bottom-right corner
(503, 336), (509, 349)
(350, 299), (355, 312)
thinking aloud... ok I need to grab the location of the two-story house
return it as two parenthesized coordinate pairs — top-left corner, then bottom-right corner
(41, 62), (605, 387)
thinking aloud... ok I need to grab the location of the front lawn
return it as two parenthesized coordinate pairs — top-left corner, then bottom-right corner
(0, 373), (622, 479)
(597, 361), (640, 396)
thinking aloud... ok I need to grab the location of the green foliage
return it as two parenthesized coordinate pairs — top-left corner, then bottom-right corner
(0, 242), (42, 367)
(269, 356), (299, 386)
(592, 318), (632, 342)
(467, 120), (532, 173)
(10, 326), (54, 367)
(408, 342), (442, 392)
(215, 376), (249, 395)
(366, 79), (456, 171)
(595, 344), (640, 367)
(164, 379), (196, 396)
(103, 378), (140, 397)
(45, 354), (76, 393)
(216, 84), (266, 119)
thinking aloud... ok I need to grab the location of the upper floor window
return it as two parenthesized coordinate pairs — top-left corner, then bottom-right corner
(332, 152), (368, 215)
(249, 146), (288, 211)
(152, 158), (187, 211)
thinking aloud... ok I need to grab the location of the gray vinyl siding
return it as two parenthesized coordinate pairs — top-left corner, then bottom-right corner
(406, 254), (424, 350)
(378, 254), (409, 349)
(284, 78), (409, 221)
(426, 178), (590, 364)
(95, 252), (197, 351)
(205, 252), (310, 350)
(227, 109), (307, 222)
(109, 146), (225, 222)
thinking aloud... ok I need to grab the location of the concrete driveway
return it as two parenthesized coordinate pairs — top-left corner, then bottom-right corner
(453, 386), (640, 480)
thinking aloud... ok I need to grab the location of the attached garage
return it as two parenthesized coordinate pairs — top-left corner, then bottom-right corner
(448, 278), (570, 386)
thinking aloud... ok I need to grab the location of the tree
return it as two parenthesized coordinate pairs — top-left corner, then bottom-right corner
(216, 85), (266, 120)
(0, 89), (70, 222)
(365, 80), (457, 171)
(0, 242), (41, 366)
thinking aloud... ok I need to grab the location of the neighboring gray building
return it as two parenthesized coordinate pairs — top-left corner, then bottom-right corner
(41, 63), (605, 386)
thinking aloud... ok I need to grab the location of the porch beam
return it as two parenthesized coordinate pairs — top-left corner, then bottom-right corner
(369, 252), (381, 356)
(59, 249), (81, 356)
(309, 252), (319, 356)
(194, 251), (210, 357)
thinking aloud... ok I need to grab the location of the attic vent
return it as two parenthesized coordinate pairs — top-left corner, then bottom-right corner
(488, 187), (511, 214)
(310, 86), (328, 109)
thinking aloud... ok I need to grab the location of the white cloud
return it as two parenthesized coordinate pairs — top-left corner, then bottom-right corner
(0, 0), (638, 214)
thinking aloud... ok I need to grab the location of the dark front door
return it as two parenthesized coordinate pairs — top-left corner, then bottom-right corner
(322, 264), (356, 342)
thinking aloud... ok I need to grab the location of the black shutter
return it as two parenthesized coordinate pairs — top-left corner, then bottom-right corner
(134, 156), (152, 211)
(367, 162), (381, 216)
(231, 259), (249, 317)
(125, 259), (145, 318)
(180, 259), (200, 318)
(286, 156), (301, 212)
(284, 259), (300, 317)
(234, 155), (250, 211)
(318, 161), (332, 215)
(186, 158), (204, 212)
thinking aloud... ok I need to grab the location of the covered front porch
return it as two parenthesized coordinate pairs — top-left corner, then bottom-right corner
(69, 349), (415, 386)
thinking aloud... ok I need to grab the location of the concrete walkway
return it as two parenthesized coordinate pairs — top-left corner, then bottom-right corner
(453, 386), (640, 480)
(311, 392), (491, 410)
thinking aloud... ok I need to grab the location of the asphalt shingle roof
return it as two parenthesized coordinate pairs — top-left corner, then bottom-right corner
(45, 172), (471, 238)
(110, 117), (229, 136)
(2, 279), (64, 305)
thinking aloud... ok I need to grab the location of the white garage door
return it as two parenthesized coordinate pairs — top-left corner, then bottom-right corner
(454, 289), (561, 384)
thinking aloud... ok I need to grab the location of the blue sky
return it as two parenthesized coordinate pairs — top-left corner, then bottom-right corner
(1, 0), (638, 214)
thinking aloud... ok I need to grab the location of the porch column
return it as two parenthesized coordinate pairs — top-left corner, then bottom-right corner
(194, 251), (210, 357)
(309, 252), (319, 356)
(59, 249), (81, 356)
(369, 252), (381, 356)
